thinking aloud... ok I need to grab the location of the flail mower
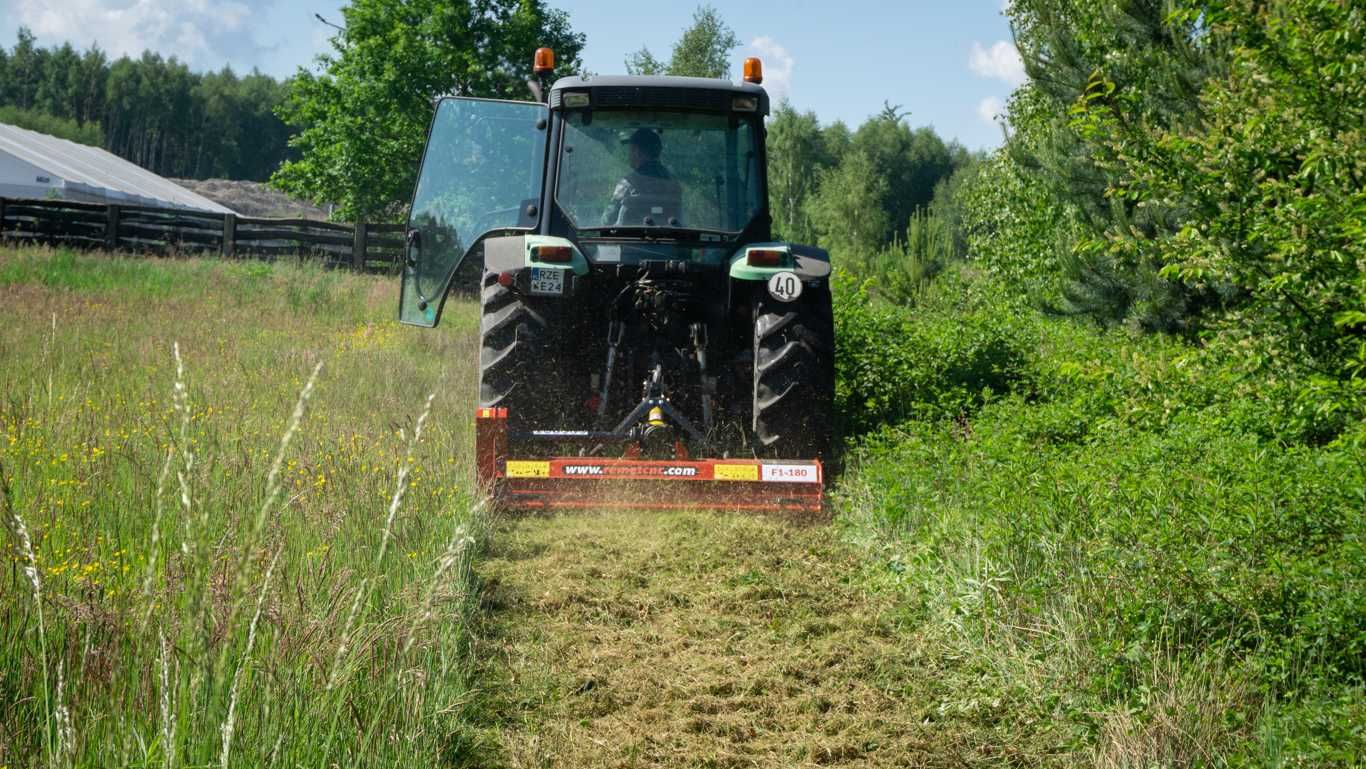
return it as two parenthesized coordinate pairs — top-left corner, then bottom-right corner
(399, 49), (834, 514)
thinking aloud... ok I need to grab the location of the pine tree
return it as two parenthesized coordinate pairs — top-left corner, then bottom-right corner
(1007, 0), (1227, 331)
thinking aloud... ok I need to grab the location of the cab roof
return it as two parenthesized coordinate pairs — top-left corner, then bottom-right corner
(548, 75), (770, 116)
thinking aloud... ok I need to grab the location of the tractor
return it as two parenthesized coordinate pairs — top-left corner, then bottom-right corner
(399, 49), (834, 513)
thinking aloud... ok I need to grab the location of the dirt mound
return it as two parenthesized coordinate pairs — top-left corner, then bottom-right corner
(171, 178), (332, 220)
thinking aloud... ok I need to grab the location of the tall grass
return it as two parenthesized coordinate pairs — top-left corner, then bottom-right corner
(0, 247), (489, 767)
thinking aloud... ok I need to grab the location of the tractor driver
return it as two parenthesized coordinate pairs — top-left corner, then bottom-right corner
(601, 128), (683, 226)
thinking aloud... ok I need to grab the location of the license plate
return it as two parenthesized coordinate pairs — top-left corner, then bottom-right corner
(529, 267), (565, 295)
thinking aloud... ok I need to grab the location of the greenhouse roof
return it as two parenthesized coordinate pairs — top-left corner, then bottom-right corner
(0, 122), (233, 214)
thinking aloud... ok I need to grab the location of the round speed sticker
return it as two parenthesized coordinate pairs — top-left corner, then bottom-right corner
(767, 271), (803, 302)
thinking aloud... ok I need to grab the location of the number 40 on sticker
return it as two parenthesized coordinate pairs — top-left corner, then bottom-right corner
(767, 271), (803, 302)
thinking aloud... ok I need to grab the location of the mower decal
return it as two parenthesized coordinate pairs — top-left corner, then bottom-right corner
(505, 461), (550, 478)
(713, 464), (760, 482)
(766, 271), (803, 302)
(498, 458), (821, 485)
(554, 461), (708, 480)
(760, 463), (821, 483)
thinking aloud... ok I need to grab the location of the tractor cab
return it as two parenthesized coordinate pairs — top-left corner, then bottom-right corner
(400, 54), (771, 326)
(546, 75), (769, 245)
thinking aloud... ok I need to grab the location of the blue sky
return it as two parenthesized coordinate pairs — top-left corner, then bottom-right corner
(1, 1), (1022, 150)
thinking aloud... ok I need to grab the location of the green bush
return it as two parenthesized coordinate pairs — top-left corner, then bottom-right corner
(835, 270), (1365, 762)
(844, 396), (1364, 758)
(1072, 0), (1366, 390)
(833, 267), (1034, 436)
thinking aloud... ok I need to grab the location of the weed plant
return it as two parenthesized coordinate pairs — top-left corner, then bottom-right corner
(0, 247), (487, 767)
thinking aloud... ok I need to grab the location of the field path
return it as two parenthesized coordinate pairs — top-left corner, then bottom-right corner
(474, 509), (964, 768)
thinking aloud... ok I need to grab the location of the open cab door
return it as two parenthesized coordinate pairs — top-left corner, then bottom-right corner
(400, 97), (549, 327)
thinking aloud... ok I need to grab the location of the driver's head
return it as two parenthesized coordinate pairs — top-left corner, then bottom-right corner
(624, 128), (662, 169)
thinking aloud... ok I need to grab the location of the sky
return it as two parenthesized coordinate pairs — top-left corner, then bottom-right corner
(0, 0), (1023, 151)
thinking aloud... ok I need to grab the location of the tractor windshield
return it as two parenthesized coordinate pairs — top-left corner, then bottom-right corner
(556, 109), (761, 236)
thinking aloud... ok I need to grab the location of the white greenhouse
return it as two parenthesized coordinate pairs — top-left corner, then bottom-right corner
(0, 122), (233, 214)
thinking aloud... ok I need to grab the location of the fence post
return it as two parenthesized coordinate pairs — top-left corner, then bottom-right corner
(222, 213), (236, 259)
(105, 204), (120, 251)
(352, 221), (368, 271)
(0, 198), (7, 240)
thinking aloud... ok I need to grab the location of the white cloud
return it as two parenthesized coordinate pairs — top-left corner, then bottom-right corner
(968, 40), (1025, 86)
(12, 0), (260, 68)
(745, 36), (794, 104)
(976, 96), (1005, 125)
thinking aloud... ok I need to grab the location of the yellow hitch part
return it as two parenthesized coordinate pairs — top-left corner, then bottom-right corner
(647, 406), (667, 426)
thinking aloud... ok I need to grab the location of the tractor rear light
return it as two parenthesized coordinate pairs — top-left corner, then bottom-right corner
(747, 249), (784, 267)
(497, 271), (515, 287)
(563, 91), (590, 108)
(743, 57), (763, 84)
(534, 47), (555, 75)
(533, 245), (573, 263)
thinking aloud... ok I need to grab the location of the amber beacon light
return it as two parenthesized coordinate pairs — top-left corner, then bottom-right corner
(534, 47), (555, 74)
(742, 57), (763, 84)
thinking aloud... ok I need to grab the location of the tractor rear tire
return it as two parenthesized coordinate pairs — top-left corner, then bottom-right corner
(752, 285), (836, 463)
(478, 269), (560, 430)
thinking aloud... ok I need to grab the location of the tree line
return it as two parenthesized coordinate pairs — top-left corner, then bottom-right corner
(0, 28), (292, 181)
(767, 102), (977, 301)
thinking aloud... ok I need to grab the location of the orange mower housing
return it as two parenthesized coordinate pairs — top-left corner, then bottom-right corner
(476, 409), (825, 513)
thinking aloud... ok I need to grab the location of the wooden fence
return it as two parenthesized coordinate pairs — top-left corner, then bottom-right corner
(0, 197), (405, 272)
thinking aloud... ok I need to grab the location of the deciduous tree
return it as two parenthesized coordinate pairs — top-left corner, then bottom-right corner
(1078, 0), (1364, 398)
(666, 5), (739, 79)
(805, 149), (889, 261)
(624, 47), (665, 75)
(767, 103), (836, 243)
(272, 0), (584, 221)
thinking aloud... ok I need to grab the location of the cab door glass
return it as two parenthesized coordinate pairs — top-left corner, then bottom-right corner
(400, 97), (548, 327)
